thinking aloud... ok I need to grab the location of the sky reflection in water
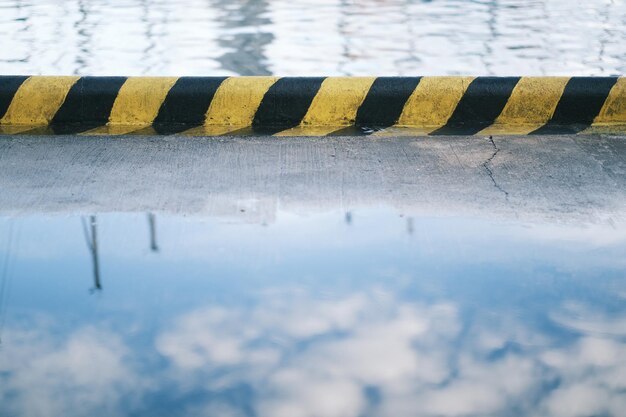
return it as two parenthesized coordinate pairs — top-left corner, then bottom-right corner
(1, 209), (625, 417)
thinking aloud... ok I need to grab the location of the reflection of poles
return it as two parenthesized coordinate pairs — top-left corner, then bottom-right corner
(0, 222), (18, 345)
(407, 217), (414, 236)
(148, 213), (158, 252)
(82, 216), (101, 291)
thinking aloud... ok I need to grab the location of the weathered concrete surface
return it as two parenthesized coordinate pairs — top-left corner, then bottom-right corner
(0, 134), (625, 225)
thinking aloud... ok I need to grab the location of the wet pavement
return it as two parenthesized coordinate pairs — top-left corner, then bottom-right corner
(1, 134), (625, 221)
(1, 134), (626, 416)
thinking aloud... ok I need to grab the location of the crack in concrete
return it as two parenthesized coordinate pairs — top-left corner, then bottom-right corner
(483, 136), (509, 199)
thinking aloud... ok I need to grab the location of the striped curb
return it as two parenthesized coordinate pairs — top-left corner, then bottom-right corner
(0, 76), (624, 136)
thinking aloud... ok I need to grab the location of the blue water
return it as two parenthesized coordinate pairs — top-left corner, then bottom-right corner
(1, 209), (625, 416)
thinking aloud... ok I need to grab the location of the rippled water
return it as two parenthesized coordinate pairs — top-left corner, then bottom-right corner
(1, 210), (626, 416)
(1, 0), (625, 76)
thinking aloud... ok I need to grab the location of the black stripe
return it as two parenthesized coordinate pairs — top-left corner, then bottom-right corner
(0, 76), (29, 119)
(431, 77), (520, 135)
(252, 77), (325, 134)
(531, 77), (618, 135)
(153, 77), (227, 134)
(355, 77), (421, 128)
(51, 77), (127, 134)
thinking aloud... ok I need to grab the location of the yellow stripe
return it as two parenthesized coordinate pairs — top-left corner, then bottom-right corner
(480, 77), (570, 135)
(302, 77), (375, 125)
(275, 126), (346, 137)
(0, 125), (36, 134)
(478, 124), (547, 135)
(396, 76), (475, 130)
(370, 127), (434, 137)
(582, 124), (626, 135)
(82, 77), (178, 135)
(277, 77), (375, 137)
(0, 76), (80, 125)
(205, 76), (279, 126)
(593, 77), (626, 125)
(583, 78), (626, 134)
(109, 77), (178, 125)
(181, 125), (244, 136)
(81, 125), (147, 136)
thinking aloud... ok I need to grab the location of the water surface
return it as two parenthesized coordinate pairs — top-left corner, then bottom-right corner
(1, 209), (625, 417)
(1, 0), (625, 76)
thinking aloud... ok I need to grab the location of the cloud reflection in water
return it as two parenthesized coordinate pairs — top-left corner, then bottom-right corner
(0, 211), (625, 416)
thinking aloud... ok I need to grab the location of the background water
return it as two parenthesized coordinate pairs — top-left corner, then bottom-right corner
(1, 210), (626, 417)
(0, 0), (625, 76)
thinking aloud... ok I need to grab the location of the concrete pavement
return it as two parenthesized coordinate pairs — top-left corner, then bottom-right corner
(1, 134), (625, 225)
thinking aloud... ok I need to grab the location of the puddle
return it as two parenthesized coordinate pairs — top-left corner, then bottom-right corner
(1, 209), (625, 416)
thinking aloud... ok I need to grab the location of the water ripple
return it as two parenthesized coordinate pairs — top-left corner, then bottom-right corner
(0, 0), (624, 76)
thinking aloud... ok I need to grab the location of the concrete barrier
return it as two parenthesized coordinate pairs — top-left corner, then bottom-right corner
(0, 76), (624, 136)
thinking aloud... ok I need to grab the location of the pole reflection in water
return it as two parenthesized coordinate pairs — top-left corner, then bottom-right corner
(147, 213), (158, 253)
(0, 222), (18, 345)
(0, 209), (625, 416)
(82, 215), (101, 292)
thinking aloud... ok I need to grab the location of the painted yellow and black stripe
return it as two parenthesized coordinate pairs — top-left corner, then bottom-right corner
(0, 76), (625, 136)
